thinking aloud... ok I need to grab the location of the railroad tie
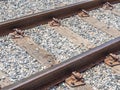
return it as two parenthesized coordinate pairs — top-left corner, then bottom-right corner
(78, 10), (120, 37)
(102, 2), (120, 16)
(112, 65), (120, 74)
(13, 36), (58, 67)
(68, 84), (93, 90)
(102, 8), (120, 17)
(111, 10), (120, 16)
(48, 19), (95, 49)
(0, 71), (12, 88)
(1, 1), (120, 90)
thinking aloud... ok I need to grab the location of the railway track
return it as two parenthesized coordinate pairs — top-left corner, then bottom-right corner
(0, 0), (120, 90)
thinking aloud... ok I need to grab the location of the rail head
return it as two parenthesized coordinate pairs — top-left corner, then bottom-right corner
(1, 0), (120, 89)
(0, 0), (119, 36)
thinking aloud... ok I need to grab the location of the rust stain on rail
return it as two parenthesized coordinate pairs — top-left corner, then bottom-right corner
(0, 0), (120, 90)
(2, 37), (120, 90)
(0, 0), (119, 36)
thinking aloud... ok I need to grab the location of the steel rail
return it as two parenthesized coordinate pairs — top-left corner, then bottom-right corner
(2, 37), (120, 90)
(0, 0), (119, 36)
(1, 0), (120, 90)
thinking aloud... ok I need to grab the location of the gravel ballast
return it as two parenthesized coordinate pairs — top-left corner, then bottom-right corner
(25, 25), (88, 62)
(0, 37), (43, 84)
(52, 51), (120, 90)
(0, 1), (119, 89)
(51, 63), (120, 90)
(89, 8), (120, 31)
(60, 15), (114, 46)
(83, 63), (120, 90)
(0, 0), (84, 22)
(113, 3), (120, 12)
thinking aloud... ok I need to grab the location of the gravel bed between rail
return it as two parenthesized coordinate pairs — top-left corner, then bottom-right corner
(0, 37), (44, 86)
(89, 8), (120, 31)
(25, 25), (87, 62)
(0, 1), (119, 89)
(113, 3), (120, 12)
(60, 15), (114, 46)
(83, 63), (120, 90)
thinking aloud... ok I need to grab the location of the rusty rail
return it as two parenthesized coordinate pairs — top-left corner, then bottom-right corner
(0, 0), (119, 36)
(2, 37), (120, 90)
(1, 0), (120, 90)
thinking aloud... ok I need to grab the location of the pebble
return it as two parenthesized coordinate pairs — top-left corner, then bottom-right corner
(60, 15), (114, 46)
(50, 83), (69, 90)
(0, 37), (43, 84)
(25, 25), (87, 62)
(51, 63), (120, 90)
(89, 8), (120, 31)
(24, 18), (118, 90)
(0, 0), (84, 22)
(113, 3), (120, 12)
(0, 1), (119, 89)
(83, 63), (120, 90)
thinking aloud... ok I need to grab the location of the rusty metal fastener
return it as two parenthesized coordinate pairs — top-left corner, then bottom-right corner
(109, 53), (120, 61)
(78, 9), (89, 17)
(103, 2), (114, 10)
(65, 71), (85, 87)
(104, 53), (120, 67)
(9, 28), (25, 39)
(49, 18), (61, 27)
(13, 28), (24, 36)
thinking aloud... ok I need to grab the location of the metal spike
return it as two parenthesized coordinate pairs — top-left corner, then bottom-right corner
(78, 9), (89, 17)
(49, 18), (61, 27)
(103, 2), (114, 10)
